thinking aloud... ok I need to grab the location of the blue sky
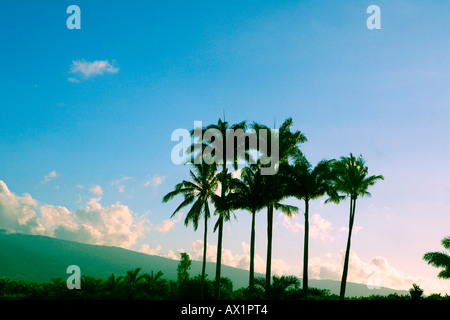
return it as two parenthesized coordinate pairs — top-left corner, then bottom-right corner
(0, 1), (449, 294)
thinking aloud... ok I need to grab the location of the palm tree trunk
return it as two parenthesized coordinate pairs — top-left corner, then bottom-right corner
(302, 198), (309, 300)
(265, 204), (274, 292)
(201, 208), (208, 300)
(249, 210), (256, 293)
(215, 215), (223, 299)
(340, 197), (356, 300)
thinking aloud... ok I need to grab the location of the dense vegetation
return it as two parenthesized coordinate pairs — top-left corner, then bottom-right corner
(1, 253), (448, 300)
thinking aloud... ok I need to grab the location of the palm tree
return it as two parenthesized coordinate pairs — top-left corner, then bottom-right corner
(142, 270), (168, 299)
(162, 162), (218, 298)
(122, 268), (146, 299)
(326, 153), (384, 300)
(254, 275), (301, 300)
(80, 276), (104, 299)
(188, 118), (247, 299)
(423, 236), (450, 279)
(252, 118), (306, 290)
(282, 150), (334, 299)
(223, 165), (266, 293)
(104, 273), (123, 298)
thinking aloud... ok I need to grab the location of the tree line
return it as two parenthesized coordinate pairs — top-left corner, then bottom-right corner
(1, 253), (448, 300)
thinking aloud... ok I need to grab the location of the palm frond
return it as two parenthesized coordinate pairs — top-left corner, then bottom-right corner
(274, 203), (298, 217)
(185, 197), (204, 230)
(171, 194), (196, 217)
(442, 237), (450, 250)
(423, 251), (450, 269)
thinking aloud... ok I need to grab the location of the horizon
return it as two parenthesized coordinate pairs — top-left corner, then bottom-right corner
(0, 0), (449, 296)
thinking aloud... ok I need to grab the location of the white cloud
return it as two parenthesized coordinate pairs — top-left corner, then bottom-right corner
(111, 176), (132, 193)
(189, 240), (291, 276)
(310, 214), (335, 242)
(0, 179), (148, 249)
(165, 250), (184, 260)
(39, 205), (77, 233)
(144, 175), (167, 187)
(280, 213), (335, 242)
(308, 251), (449, 295)
(68, 59), (119, 82)
(89, 185), (103, 196)
(280, 214), (303, 233)
(140, 244), (162, 255)
(41, 170), (58, 184)
(44, 197), (146, 248)
(339, 225), (363, 234)
(0, 180), (43, 234)
(67, 77), (81, 83)
(139, 244), (184, 260)
(155, 212), (183, 234)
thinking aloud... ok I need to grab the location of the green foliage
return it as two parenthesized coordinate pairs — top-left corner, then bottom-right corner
(177, 252), (192, 284)
(1, 272), (448, 300)
(254, 275), (301, 300)
(423, 236), (450, 279)
(409, 283), (424, 300)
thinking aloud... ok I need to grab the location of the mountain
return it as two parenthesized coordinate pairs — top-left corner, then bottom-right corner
(0, 229), (258, 290)
(0, 230), (408, 297)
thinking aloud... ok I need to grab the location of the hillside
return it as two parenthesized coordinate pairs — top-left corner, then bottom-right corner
(0, 230), (407, 297)
(0, 229), (258, 290)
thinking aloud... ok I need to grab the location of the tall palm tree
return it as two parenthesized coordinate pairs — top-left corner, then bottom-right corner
(223, 165), (266, 293)
(188, 118), (247, 299)
(252, 118), (306, 290)
(326, 153), (384, 300)
(282, 150), (334, 299)
(423, 236), (450, 279)
(162, 162), (218, 298)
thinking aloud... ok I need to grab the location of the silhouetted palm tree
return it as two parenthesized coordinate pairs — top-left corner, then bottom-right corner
(252, 118), (306, 290)
(163, 162), (218, 298)
(188, 118), (247, 299)
(283, 150), (334, 299)
(104, 273), (122, 298)
(423, 236), (450, 279)
(326, 153), (384, 300)
(142, 270), (168, 299)
(80, 275), (104, 299)
(122, 268), (146, 299)
(254, 275), (300, 300)
(224, 165), (266, 293)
